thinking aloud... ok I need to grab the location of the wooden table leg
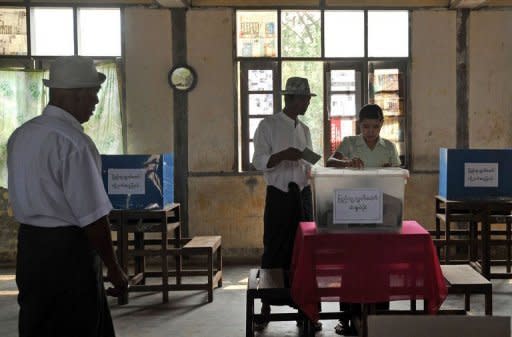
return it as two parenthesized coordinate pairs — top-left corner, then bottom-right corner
(118, 214), (129, 305)
(481, 211), (491, 279)
(134, 232), (146, 285)
(162, 213), (169, 303)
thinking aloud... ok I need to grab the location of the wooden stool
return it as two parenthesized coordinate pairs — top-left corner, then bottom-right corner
(246, 268), (311, 337)
(181, 235), (222, 302)
(109, 204), (181, 305)
(441, 264), (492, 315)
(488, 214), (512, 277)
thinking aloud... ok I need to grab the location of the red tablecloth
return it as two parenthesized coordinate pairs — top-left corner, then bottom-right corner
(290, 221), (448, 322)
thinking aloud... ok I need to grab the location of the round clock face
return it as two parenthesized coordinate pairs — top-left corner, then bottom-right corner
(168, 65), (197, 92)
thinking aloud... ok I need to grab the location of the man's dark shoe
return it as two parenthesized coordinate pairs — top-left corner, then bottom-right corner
(296, 320), (322, 332)
(313, 321), (323, 331)
(254, 304), (271, 331)
(334, 319), (356, 336)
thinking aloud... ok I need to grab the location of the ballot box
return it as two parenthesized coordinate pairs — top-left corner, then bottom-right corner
(312, 167), (409, 232)
(101, 153), (174, 210)
(439, 148), (512, 200)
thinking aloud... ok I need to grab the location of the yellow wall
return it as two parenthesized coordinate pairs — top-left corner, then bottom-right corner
(188, 9), (235, 172)
(469, 10), (512, 148)
(124, 7), (174, 154)
(2, 6), (512, 261)
(411, 10), (457, 171)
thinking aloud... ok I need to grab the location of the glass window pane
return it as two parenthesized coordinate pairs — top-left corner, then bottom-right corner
(249, 94), (273, 115)
(78, 8), (121, 56)
(31, 8), (74, 56)
(380, 117), (404, 158)
(371, 68), (402, 116)
(330, 94), (356, 117)
(324, 11), (364, 57)
(330, 117), (355, 154)
(249, 118), (264, 139)
(374, 92), (401, 116)
(249, 141), (255, 161)
(248, 70), (273, 91)
(281, 11), (321, 58)
(282, 61), (323, 158)
(0, 8), (27, 55)
(374, 68), (399, 91)
(368, 11), (408, 57)
(331, 70), (356, 91)
(237, 11), (277, 57)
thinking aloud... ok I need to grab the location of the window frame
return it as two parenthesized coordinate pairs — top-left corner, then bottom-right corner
(239, 61), (280, 170)
(324, 61), (364, 161)
(0, 5), (125, 154)
(236, 8), (411, 171)
(0, 4), (121, 59)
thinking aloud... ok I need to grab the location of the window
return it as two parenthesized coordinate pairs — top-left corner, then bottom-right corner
(31, 8), (74, 56)
(0, 6), (123, 187)
(237, 9), (409, 170)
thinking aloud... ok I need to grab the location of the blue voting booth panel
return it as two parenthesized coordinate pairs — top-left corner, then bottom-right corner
(439, 148), (512, 200)
(101, 153), (174, 210)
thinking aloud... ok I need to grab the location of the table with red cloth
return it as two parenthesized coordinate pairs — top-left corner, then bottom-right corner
(290, 221), (448, 322)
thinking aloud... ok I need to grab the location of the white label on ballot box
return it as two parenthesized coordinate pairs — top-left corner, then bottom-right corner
(333, 188), (383, 224)
(108, 169), (146, 194)
(464, 163), (499, 187)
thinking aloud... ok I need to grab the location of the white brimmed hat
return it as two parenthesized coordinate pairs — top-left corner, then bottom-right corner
(281, 77), (317, 97)
(43, 56), (106, 89)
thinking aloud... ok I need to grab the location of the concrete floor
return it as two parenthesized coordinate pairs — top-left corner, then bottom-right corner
(1, 263), (512, 337)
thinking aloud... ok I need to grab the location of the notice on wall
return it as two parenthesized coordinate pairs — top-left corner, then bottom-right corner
(108, 169), (146, 195)
(333, 188), (383, 224)
(464, 163), (499, 188)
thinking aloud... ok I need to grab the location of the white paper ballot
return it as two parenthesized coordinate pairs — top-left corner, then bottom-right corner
(302, 147), (321, 165)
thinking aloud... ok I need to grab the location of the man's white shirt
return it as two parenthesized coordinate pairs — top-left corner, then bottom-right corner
(252, 111), (312, 192)
(7, 105), (112, 228)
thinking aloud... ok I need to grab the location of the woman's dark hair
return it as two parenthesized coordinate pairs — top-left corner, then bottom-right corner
(358, 104), (384, 121)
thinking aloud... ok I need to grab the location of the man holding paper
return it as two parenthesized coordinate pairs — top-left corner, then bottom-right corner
(251, 76), (321, 331)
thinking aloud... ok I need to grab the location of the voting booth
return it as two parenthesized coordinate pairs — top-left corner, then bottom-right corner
(312, 167), (409, 232)
(439, 148), (512, 200)
(101, 153), (174, 210)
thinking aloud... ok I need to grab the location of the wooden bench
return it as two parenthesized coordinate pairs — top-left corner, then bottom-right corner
(246, 268), (315, 337)
(181, 235), (222, 302)
(441, 264), (492, 315)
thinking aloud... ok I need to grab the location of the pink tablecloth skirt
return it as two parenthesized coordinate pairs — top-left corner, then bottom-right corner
(290, 221), (448, 322)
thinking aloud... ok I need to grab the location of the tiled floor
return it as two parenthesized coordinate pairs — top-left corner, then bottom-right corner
(0, 264), (511, 337)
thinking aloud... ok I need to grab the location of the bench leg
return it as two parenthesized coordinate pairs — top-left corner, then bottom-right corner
(507, 219), (511, 273)
(246, 292), (255, 337)
(217, 245), (223, 287)
(299, 311), (313, 337)
(208, 249), (213, 303)
(485, 288), (493, 315)
(410, 298), (416, 312)
(464, 291), (470, 312)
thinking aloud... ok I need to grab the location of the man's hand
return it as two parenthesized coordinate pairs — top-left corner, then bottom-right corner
(105, 265), (129, 297)
(280, 147), (303, 161)
(267, 147), (303, 168)
(348, 157), (364, 169)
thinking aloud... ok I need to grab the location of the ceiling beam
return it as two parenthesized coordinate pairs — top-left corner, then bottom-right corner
(450, 0), (488, 8)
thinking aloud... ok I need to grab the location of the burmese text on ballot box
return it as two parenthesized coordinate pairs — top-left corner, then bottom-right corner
(312, 167), (409, 232)
(439, 148), (512, 200)
(101, 153), (174, 209)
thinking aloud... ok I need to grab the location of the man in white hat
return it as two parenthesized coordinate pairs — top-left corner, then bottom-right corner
(251, 77), (321, 331)
(7, 56), (128, 337)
